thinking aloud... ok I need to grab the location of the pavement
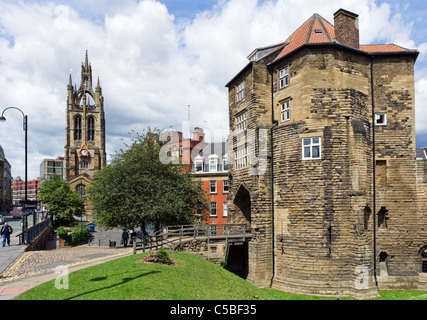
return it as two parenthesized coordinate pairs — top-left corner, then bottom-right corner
(0, 224), (133, 300)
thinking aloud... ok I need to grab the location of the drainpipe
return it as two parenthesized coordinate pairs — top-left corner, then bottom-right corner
(268, 65), (278, 287)
(370, 55), (378, 287)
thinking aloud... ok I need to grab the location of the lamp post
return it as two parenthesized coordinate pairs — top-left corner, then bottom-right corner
(0, 107), (28, 244)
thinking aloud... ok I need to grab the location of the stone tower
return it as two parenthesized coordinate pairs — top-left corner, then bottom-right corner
(226, 9), (423, 299)
(64, 50), (106, 212)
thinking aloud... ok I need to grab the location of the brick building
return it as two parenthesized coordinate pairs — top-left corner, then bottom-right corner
(12, 177), (40, 205)
(0, 145), (12, 213)
(163, 127), (229, 224)
(192, 141), (229, 224)
(226, 8), (426, 298)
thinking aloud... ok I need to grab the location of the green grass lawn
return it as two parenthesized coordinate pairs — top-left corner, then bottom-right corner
(15, 252), (427, 300)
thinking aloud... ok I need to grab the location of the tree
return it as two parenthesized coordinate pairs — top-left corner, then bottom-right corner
(87, 128), (208, 232)
(37, 174), (85, 224)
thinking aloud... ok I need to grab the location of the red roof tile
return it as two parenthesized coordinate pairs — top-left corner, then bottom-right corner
(273, 13), (414, 63)
(359, 44), (409, 53)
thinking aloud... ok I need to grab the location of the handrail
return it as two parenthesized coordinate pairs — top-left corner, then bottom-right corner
(133, 224), (252, 254)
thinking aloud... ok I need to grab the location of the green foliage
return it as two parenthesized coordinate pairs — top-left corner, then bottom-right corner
(156, 249), (172, 264)
(56, 226), (70, 240)
(87, 128), (208, 230)
(37, 174), (85, 221)
(57, 226), (91, 246)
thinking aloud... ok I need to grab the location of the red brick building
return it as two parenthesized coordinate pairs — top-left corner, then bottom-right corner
(12, 177), (40, 205)
(192, 142), (229, 224)
(164, 127), (229, 224)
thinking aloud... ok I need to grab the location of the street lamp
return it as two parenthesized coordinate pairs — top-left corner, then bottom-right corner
(0, 107), (28, 243)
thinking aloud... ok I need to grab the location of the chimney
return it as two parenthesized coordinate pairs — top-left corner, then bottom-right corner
(192, 127), (205, 142)
(334, 9), (359, 49)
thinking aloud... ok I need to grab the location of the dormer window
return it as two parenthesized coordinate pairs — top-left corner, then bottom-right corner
(223, 155), (229, 171)
(193, 155), (203, 172)
(209, 155), (218, 172)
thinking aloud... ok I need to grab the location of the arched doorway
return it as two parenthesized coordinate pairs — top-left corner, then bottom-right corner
(225, 185), (251, 279)
(233, 185), (251, 224)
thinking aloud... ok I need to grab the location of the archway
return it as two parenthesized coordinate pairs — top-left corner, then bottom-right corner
(233, 185), (251, 224)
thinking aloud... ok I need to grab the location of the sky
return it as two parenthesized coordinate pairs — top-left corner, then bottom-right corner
(0, 0), (426, 180)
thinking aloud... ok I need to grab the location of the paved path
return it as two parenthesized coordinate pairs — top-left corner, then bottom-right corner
(0, 225), (133, 300)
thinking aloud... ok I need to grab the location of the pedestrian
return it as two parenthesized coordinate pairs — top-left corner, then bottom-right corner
(1, 222), (13, 247)
(122, 229), (129, 247)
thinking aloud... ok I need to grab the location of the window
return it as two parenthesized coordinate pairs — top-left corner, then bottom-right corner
(234, 144), (248, 169)
(223, 180), (229, 193)
(375, 113), (387, 126)
(195, 203), (202, 216)
(80, 160), (88, 169)
(209, 156), (218, 172)
(74, 116), (82, 140)
(236, 111), (247, 133)
(210, 202), (217, 216)
(210, 180), (217, 193)
(87, 116), (95, 141)
(279, 66), (289, 89)
(223, 155), (228, 171)
(76, 184), (86, 198)
(223, 202), (228, 217)
(302, 137), (321, 160)
(315, 29), (323, 34)
(194, 160), (203, 172)
(236, 80), (245, 102)
(281, 100), (290, 122)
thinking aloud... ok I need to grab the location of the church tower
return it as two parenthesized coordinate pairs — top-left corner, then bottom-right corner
(64, 50), (106, 212)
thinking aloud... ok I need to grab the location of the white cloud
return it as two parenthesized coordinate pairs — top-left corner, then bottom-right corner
(0, 0), (424, 179)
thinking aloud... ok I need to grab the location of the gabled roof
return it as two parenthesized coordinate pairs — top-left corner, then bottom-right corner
(273, 13), (335, 62)
(272, 13), (417, 63)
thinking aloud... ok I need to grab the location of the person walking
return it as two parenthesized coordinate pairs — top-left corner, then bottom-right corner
(1, 222), (13, 247)
(122, 229), (129, 247)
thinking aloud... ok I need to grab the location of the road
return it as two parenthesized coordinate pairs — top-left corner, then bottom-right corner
(1, 214), (35, 243)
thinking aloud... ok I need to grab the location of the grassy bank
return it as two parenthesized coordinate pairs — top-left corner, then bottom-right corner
(15, 252), (427, 300)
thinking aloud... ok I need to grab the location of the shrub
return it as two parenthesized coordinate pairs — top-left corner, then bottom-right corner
(69, 226), (91, 245)
(56, 226), (70, 240)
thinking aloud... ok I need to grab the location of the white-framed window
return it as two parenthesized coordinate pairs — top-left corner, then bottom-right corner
(193, 155), (203, 172)
(209, 155), (218, 172)
(236, 111), (247, 133)
(223, 202), (228, 217)
(375, 113), (387, 126)
(302, 137), (321, 160)
(223, 180), (229, 193)
(234, 144), (248, 169)
(279, 66), (289, 89)
(210, 180), (217, 193)
(223, 155), (228, 171)
(210, 202), (217, 217)
(236, 80), (245, 102)
(281, 100), (290, 122)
